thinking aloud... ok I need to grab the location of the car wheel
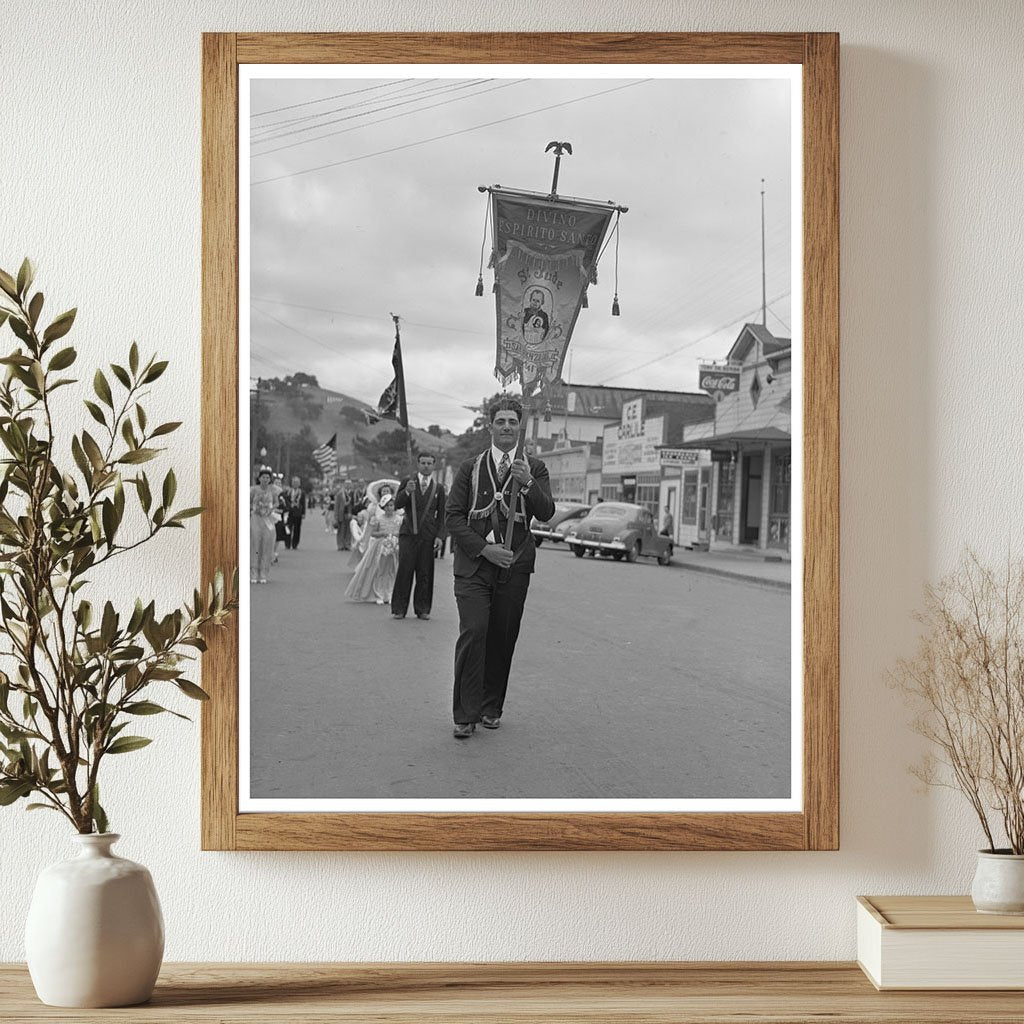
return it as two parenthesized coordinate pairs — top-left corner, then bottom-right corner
(626, 541), (640, 563)
(658, 545), (673, 566)
(571, 545), (585, 558)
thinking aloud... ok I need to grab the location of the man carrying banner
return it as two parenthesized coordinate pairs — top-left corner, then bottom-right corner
(391, 452), (446, 620)
(445, 396), (555, 739)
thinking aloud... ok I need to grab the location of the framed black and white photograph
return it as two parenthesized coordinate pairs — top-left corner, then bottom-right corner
(201, 33), (839, 851)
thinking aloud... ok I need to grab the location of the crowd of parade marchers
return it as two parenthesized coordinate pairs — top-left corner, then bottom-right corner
(248, 461), (443, 604)
(250, 397), (564, 738)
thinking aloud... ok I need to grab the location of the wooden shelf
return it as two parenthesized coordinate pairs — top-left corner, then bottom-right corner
(4, 962), (1024, 1022)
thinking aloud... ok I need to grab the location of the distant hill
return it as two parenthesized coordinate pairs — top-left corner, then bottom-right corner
(252, 380), (456, 477)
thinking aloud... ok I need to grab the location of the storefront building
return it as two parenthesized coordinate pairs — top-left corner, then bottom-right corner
(600, 394), (714, 519)
(678, 323), (792, 553)
(657, 447), (713, 550)
(525, 383), (712, 447)
(535, 442), (603, 505)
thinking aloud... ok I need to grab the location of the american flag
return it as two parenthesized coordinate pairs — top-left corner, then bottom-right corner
(312, 433), (338, 476)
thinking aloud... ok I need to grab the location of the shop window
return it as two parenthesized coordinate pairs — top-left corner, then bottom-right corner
(715, 460), (736, 541)
(770, 451), (791, 515)
(769, 450), (791, 549)
(636, 473), (661, 519)
(681, 470), (698, 524)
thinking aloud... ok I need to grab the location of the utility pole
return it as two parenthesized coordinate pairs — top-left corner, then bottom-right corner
(761, 179), (767, 329)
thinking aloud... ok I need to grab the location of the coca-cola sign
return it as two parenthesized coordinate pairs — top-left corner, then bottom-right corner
(699, 368), (741, 396)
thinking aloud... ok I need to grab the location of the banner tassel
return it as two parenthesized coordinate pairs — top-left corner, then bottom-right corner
(476, 193), (490, 298)
(611, 211), (622, 317)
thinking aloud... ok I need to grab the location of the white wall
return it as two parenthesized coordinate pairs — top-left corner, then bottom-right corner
(2, 0), (1022, 962)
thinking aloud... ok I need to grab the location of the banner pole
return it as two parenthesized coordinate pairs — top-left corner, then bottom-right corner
(391, 313), (418, 536)
(502, 387), (534, 551)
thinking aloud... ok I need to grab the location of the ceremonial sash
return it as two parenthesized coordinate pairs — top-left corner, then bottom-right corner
(467, 452), (527, 524)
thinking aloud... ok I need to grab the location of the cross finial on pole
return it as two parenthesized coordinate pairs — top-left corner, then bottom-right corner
(545, 141), (573, 199)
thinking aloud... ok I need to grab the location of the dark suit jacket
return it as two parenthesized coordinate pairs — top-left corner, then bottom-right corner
(285, 488), (306, 519)
(333, 486), (355, 519)
(395, 477), (446, 541)
(446, 452), (555, 578)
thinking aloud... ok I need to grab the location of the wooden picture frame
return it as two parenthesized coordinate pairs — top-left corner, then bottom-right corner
(201, 32), (838, 851)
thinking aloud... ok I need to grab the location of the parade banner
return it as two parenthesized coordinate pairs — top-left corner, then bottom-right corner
(372, 334), (409, 428)
(490, 191), (615, 389)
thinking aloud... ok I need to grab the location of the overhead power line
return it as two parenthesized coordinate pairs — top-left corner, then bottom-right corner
(251, 297), (488, 338)
(250, 79), (412, 118)
(250, 304), (472, 407)
(252, 80), (528, 158)
(596, 291), (791, 385)
(251, 79), (430, 132)
(252, 80), (489, 145)
(252, 79), (650, 187)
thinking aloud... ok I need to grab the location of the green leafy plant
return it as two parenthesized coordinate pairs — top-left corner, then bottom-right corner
(0, 259), (236, 833)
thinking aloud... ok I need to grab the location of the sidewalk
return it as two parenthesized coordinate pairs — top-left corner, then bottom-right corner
(672, 545), (791, 589)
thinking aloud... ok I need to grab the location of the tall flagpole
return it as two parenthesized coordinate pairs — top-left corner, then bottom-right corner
(391, 313), (418, 535)
(761, 180), (770, 327)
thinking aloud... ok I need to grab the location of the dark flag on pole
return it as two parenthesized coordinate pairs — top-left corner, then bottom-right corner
(375, 325), (409, 429)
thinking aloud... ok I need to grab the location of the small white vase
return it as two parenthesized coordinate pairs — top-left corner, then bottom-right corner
(25, 833), (164, 1007)
(971, 849), (1024, 915)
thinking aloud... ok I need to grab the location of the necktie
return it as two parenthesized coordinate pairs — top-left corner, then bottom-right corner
(498, 453), (510, 483)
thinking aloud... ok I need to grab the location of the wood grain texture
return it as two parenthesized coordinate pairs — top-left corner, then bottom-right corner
(4, 962), (1024, 1023)
(234, 811), (806, 852)
(235, 32), (807, 65)
(862, 895), (1024, 930)
(200, 32), (238, 852)
(200, 32), (840, 851)
(800, 33), (841, 852)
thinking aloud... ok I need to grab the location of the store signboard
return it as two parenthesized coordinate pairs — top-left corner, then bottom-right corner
(618, 397), (645, 439)
(659, 447), (699, 466)
(698, 365), (742, 398)
(604, 415), (664, 473)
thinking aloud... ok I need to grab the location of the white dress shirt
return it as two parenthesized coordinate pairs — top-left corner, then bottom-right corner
(490, 445), (531, 492)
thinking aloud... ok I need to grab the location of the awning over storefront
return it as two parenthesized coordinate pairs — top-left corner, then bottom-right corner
(677, 426), (791, 450)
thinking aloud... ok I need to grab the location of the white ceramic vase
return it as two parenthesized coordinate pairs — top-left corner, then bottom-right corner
(25, 833), (164, 1007)
(971, 850), (1024, 914)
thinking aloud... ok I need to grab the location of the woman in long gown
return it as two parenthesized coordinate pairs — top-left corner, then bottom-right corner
(347, 509), (369, 568)
(344, 495), (402, 604)
(249, 468), (277, 584)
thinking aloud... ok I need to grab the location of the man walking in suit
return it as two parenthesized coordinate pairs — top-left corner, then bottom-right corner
(445, 397), (555, 739)
(391, 452), (446, 620)
(284, 476), (306, 549)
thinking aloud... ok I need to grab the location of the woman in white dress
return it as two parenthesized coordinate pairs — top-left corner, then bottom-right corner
(347, 509), (368, 568)
(344, 493), (402, 604)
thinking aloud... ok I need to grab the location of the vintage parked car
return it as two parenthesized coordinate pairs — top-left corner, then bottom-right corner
(531, 502), (592, 546)
(565, 502), (673, 565)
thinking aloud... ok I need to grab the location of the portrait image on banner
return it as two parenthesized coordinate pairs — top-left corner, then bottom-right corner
(490, 192), (614, 388)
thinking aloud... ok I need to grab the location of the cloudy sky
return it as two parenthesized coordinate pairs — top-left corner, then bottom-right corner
(246, 68), (794, 434)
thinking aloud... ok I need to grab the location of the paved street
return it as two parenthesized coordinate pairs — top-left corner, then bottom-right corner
(249, 522), (792, 801)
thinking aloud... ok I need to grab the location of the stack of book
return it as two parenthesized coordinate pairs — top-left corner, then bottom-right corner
(857, 895), (1024, 989)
